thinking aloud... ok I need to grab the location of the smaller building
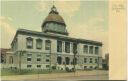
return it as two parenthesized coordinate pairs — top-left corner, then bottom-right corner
(102, 53), (109, 70)
(0, 48), (13, 69)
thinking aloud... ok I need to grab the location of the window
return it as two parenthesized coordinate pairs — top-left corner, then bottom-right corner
(27, 54), (32, 61)
(73, 43), (77, 54)
(37, 54), (41, 57)
(37, 58), (41, 61)
(84, 66), (87, 69)
(36, 39), (42, 49)
(65, 42), (70, 53)
(9, 56), (13, 64)
(84, 58), (87, 63)
(45, 40), (51, 50)
(89, 46), (93, 54)
(65, 57), (70, 65)
(27, 54), (32, 57)
(95, 59), (97, 63)
(57, 41), (62, 52)
(57, 57), (62, 65)
(27, 58), (31, 61)
(95, 47), (99, 54)
(46, 59), (50, 62)
(26, 37), (33, 49)
(89, 58), (93, 63)
(46, 65), (50, 68)
(83, 45), (88, 53)
(90, 66), (93, 69)
(37, 65), (41, 68)
(46, 55), (50, 57)
(27, 65), (32, 68)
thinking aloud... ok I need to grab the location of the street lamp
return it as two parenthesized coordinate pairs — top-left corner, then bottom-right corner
(73, 41), (78, 73)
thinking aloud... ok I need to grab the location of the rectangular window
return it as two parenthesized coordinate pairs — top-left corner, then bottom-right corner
(57, 40), (62, 52)
(46, 55), (50, 57)
(27, 58), (31, 61)
(36, 39), (42, 49)
(65, 42), (70, 53)
(37, 65), (41, 68)
(27, 65), (32, 68)
(27, 54), (32, 57)
(45, 40), (51, 50)
(37, 58), (41, 61)
(89, 46), (93, 54)
(9, 56), (13, 64)
(27, 54), (32, 62)
(37, 54), (41, 57)
(89, 58), (93, 63)
(73, 43), (77, 54)
(84, 58), (87, 63)
(95, 47), (99, 54)
(83, 45), (88, 53)
(95, 59), (97, 63)
(46, 59), (50, 62)
(46, 65), (50, 68)
(26, 37), (33, 49)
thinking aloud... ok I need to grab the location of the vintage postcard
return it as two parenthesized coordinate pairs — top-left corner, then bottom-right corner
(0, 0), (127, 81)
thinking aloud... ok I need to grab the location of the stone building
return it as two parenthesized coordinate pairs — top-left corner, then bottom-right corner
(11, 5), (102, 70)
(0, 48), (13, 68)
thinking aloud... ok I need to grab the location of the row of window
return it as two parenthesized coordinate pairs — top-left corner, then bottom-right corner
(26, 37), (99, 54)
(83, 45), (99, 54)
(27, 56), (98, 64)
(27, 65), (49, 68)
(27, 57), (50, 62)
(26, 37), (51, 50)
(84, 66), (98, 69)
(84, 58), (98, 63)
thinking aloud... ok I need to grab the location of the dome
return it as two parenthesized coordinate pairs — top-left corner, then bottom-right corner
(42, 5), (66, 27)
(41, 5), (68, 36)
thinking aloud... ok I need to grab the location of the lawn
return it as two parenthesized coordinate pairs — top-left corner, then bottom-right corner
(1, 69), (67, 76)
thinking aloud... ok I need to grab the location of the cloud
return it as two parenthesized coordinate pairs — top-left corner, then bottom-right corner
(37, 1), (81, 17)
(0, 16), (16, 48)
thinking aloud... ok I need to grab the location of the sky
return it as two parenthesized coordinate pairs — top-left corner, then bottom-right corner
(0, 1), (108, 58)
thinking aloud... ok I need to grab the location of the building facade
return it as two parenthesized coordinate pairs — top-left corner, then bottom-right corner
(11, 5), (103, 70)
(0, 48), (13, 68)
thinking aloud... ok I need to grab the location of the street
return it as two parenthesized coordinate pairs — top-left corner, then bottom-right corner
(1, 70), (108, 80)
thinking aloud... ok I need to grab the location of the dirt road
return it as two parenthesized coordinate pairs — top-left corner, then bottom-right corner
(1, 70), (108, 80)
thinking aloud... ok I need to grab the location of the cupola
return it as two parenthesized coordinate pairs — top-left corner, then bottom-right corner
(41, 5), (68, 35)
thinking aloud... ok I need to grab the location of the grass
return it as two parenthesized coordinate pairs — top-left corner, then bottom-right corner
(1, 69), (67, 76)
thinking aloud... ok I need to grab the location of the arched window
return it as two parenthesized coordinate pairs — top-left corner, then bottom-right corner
(65, 57), (70, 65)
(9, 56), (13, 64)
(45, 40), (51, 50)
(36, 39), (42, 49)
(57, 56), (62, 65)
(26, 37), (33, 49)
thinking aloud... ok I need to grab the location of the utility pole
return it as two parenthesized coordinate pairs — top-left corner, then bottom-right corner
(19, 50), (26, 73)
(19, 51), (21, 73)
(48, 40), (52, 73)
(50, 41), (52, 73)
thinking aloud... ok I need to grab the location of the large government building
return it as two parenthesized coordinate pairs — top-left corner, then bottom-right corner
(10, 5), (102, 70)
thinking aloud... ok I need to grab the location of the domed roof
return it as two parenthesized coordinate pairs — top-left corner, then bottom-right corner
(42, 5), (66, 27)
